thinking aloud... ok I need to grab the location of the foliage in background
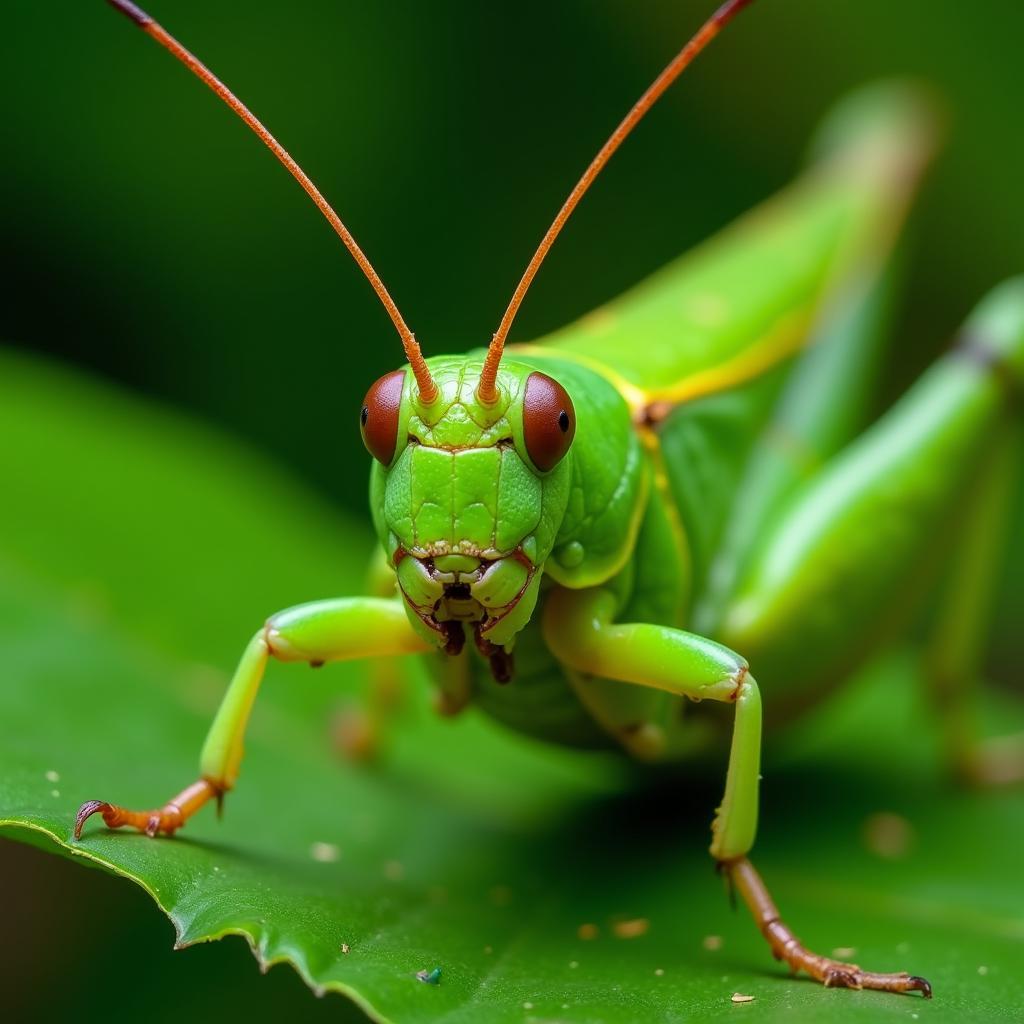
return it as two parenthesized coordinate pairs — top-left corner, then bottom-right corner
(2, 1), (1023, 1019)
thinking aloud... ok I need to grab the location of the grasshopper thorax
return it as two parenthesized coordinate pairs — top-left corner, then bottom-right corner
(362, 356), (576, 668)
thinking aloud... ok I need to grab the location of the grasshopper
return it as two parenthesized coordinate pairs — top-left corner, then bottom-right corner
(74, 0), (1024, 999)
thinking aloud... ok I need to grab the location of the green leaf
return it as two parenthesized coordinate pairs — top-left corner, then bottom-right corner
(1, 348), (1022, 1023)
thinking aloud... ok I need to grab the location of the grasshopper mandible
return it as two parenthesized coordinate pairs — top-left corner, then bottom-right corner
(74, 0), (1024, 998)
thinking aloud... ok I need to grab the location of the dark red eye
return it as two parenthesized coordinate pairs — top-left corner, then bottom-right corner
(523, 371), (575, 471)
(360, 370), (405, 465)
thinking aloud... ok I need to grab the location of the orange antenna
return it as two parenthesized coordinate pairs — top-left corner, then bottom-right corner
(478, 0), (756, 403)
(105, 0), (438, 402)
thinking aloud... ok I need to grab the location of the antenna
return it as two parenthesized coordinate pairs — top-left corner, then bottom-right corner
(478, 0), (757, 403)
(105, 0), (438, 402)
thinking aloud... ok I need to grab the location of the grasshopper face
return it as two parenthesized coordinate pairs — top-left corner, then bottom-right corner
(362, 355), (575, 658)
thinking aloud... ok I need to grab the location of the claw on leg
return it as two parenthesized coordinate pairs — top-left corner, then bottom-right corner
(726, 857), (932, 998)
(74, 778), (222, 840)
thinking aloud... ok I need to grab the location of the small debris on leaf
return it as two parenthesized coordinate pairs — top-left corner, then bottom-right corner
(340, 943), (350, 955)
(703, 934), (723, 951)
(731, 992), (755, 1004)
(310, 841), (340, 863)
(612, 917), (649, 939)
(862, 811), (914, 859)
(577, 923), (599, 940)
(416, 967), (442, 985)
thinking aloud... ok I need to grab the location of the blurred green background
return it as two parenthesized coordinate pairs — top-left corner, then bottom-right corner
(2, 0), (1022, 1018)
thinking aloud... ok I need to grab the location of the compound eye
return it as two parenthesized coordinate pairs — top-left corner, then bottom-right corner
(360, 369), (406, 465)
(523, 371), (575, 472)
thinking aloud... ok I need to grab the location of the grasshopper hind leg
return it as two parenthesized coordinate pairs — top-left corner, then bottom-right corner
(712, 279), (1024, 722)
(924, 419), (1024, 786)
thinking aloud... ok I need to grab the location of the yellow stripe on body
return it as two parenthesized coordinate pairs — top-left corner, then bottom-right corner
(637, 306), (812, 422)
(512, 299), (812, 424)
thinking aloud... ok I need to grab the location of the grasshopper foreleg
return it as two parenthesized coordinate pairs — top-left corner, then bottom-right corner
(728, 858), (932, 996)
(544, 586), (933, 997)
(74, 596), (430, 840)
(75, 778), (222, 839)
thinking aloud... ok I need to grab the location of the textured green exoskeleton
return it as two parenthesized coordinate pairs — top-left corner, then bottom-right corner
(77, 0), (1024, 1000)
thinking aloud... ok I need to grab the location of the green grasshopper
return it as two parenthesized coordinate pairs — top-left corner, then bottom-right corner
(74, 0), (1024, 999)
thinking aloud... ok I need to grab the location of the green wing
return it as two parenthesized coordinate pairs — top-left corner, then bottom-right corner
(520, 85), (937, 410)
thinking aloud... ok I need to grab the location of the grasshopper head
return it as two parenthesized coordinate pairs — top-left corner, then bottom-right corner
(361, 355), (575, 662)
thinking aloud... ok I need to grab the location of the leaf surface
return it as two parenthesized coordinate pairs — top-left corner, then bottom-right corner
(1, 349), (1022, 1023)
